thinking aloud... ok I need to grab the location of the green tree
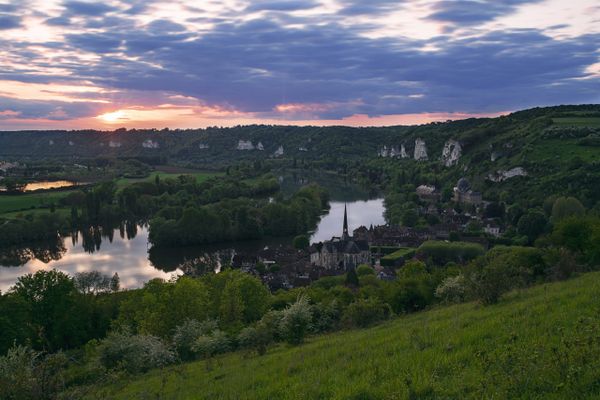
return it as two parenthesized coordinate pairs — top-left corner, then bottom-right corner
(10, 270), (88, 351)
(401, 209), (419, 227)
(293, 234), (310, 250)
(517, 211), (548, 243)
(345, 268), (359, 287)
(219, 280), (245, 331)
(551, 197), (585, 222)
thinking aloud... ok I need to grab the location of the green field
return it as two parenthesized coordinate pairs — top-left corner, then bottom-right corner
(115, 171), (222, 188)
(86, 272), (600, 399)
(530, 139), (600, 163)
(0, 191), (73, 215)
(552, 117), (600, 127)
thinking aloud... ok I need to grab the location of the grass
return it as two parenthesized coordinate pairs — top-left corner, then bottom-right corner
(0, 190), (74, 215)
(84, 272), (600, 399)
(115, 171), (222, 188)
(382, 247), (416, 260)
(530, 139), (600, 163)
(552, 117), (600, 127)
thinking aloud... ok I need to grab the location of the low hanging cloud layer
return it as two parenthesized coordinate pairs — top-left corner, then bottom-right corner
(0, 0), (598, 129)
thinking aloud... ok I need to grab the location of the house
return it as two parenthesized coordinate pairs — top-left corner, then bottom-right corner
(416, 185), (440, 202)
(453, 178), (483, 205)
(310, 205), (371, 270)
(483, 221), (502, 237)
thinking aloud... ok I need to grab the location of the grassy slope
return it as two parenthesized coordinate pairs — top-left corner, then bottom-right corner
(88, 272), (600, 400)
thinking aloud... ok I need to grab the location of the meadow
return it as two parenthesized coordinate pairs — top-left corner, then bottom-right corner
(115, 170), (221, 188)
(83, 271), (600, 400)
(0, 170), (222, 218)
(0, 190), (73, 215)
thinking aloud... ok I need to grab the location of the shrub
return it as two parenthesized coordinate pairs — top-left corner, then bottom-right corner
(435, 275), (467, 304)
(98, 330), (175, 374)
(237, 323), (273, 356)
(342, 298), (391, 328)
(356, 264), (375, 276)
(387, 278), (433, 313)
(0, 345), (68, 400)
(417, 241), (484, 265)
(172, 319), (219, 361)
(311, 300), (342, 333)
(192, 330), (231, 358)
(279, 295), (312, 345)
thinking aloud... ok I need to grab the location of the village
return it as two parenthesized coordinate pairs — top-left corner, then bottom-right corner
(198, 177), (505, 291)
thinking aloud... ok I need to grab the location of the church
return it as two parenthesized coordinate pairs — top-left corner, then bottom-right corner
(310, 205), (371, 270)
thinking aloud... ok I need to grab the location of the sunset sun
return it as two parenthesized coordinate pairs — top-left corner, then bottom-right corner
(97, 110), (127, 124)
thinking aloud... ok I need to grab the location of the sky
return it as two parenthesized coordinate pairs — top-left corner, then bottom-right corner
(0, 0), (598, 130)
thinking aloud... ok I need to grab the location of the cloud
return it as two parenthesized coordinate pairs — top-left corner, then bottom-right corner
(338, 0), (401, 16)
(0, 14), (21, 30)
(60, 18), (597, 117)
(0, 96), (104, 120)
(0, 0), (598, 127)
(245, 0), (320, 12)
(66, 33), (122, 53)
(62, 1), (117, 16)
(427, 0), (542, 25)
(146, 19), (188, 33)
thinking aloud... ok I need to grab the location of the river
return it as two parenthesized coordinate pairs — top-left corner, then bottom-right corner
(0, 191), (386, 292)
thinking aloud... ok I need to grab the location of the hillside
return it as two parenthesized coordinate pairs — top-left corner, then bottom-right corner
(82, 272), (600, 400)
(1, 105), (598, 167)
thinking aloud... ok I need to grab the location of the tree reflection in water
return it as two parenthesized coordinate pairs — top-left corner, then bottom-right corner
(0, 239), (67, 266)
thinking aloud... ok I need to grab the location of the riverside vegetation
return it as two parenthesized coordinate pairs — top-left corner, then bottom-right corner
(0, 210), (599, 399)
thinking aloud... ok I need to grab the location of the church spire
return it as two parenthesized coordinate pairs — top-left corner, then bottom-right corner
(342, 203), (349, 239)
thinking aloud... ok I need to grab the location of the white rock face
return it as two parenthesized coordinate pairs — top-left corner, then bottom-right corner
(236, 140), (255, 150)
(441, 139), (462, 167)
(414, 138), (428, 161)
(257, 142), (265, 151)
(109, 141), (122, 148)
(378, 145), (389, 157)
(487, 167), (528, 182)
(273, 145), (284, 157)
(198, 143), (209, 149)
(400, 144), (409, 158)
(379, 145), (407, 158)
(142, 139), (160, 149)
(490, 151), (502, 162)
(389, 146), (401, 157)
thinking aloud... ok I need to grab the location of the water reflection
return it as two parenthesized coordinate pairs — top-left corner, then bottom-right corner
(0, 225), (180, 292)
(0, 171), (386, 291)
(310, 199), (386, 243)
(0, 180), (79, 192)
(23, 180), (78, 191)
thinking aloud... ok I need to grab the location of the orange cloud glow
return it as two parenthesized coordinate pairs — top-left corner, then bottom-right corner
(0, 80), (110, 103)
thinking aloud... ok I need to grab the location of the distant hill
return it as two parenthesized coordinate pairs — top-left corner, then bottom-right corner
(1, 105), (598, 167)
(2, 104), (599, 207)
(82, 271), (600, 399)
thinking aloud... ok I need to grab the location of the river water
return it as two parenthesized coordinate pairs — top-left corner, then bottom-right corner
(0, 185), (385, 291)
